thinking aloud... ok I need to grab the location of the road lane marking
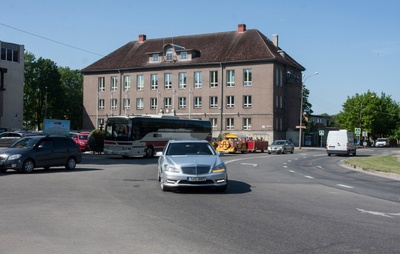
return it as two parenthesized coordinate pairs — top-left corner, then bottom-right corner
(357, 208), (400, 218)
(240, 163), (258, 167)
(305, 175), (314, 179)
(337, 184), (354, 189)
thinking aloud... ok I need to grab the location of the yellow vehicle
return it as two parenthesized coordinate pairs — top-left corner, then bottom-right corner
(216, 133), (247, 154)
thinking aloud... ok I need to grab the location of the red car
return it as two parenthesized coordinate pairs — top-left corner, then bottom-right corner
(72, 132), (91, 151)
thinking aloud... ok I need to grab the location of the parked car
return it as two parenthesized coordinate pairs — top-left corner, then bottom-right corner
(157, 140), (228, 192)
(267, 140), (294, 154)
(72, 132), (91, 151)
(0, 132), (25, 147)
(375, 138), (389, 147)
(0, 135), (82, 173)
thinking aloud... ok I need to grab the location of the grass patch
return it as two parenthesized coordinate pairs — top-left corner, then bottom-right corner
(345, 156), (400, 174)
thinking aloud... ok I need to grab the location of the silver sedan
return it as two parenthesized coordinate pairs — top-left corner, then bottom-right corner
(267, 140), (295, 154)
(157, 140), (228, 192)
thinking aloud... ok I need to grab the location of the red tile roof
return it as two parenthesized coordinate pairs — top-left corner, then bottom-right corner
(81, 28), (305, 73)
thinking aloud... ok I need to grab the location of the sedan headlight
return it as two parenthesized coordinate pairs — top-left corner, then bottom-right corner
(8, 154), (22, 160)
(212, 164), (226, 173)
(164, 164), (180, 173)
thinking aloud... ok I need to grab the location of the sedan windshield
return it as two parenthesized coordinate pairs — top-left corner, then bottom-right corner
(272, 141), (285, 145)
(166, 143), (216, 156)
(10, 137), (41, 148)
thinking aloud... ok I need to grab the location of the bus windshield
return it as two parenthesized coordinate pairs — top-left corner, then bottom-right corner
(105, 118), (132, 141)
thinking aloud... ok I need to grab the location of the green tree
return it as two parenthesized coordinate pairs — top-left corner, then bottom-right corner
(59, 67), (83, 130)
(336, 91), (400, 139)
(24, 53), (61, 129)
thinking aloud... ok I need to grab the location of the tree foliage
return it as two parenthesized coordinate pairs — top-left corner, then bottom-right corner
(23, 52), (83, 130)
(336, 91), (400, 139)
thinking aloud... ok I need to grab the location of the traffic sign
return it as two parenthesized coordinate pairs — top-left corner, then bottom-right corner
(354, 128), (361, 135)
(319, 130), (325, 136)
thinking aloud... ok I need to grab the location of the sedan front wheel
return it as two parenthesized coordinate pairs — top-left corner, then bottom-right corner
(22, 159), (35, 173)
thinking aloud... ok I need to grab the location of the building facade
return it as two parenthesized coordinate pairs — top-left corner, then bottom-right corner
(81, 24), (305, 144)
(0, 40), (24, 131)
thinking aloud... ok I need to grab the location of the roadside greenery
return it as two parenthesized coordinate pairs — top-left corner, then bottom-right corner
(345, 156), (400, 174)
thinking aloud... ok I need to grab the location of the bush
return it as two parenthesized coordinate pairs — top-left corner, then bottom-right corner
(88, 129), (104, 153)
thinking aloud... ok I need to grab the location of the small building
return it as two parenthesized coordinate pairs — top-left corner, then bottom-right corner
(81, 24), (305, 144)
(0, 40), (24, 131)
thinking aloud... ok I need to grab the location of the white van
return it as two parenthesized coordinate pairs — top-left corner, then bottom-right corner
(326, 130), (357, 156)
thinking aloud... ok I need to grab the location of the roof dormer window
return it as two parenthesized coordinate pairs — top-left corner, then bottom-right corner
(152, 54), (159, 62)
(166, 48), (173, 61)
(180, 52), (187, 60)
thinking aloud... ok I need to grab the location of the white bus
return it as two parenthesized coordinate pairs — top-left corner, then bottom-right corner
(104, 115), (212, 158)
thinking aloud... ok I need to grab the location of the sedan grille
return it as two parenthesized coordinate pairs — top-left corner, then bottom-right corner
(181, 165), (211, 175)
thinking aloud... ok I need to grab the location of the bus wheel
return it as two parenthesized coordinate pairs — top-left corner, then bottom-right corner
(145, 146), (154, 158)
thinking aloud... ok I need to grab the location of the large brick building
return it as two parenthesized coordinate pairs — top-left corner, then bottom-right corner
(81, 24), (305, 144)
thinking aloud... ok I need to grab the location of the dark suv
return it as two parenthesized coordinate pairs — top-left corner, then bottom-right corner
(0, 135), (82, 173)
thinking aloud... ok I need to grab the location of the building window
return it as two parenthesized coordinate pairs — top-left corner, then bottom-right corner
(178, 97), (186, 109)
(194, 71), (202, 89)
(137, 75), (144, 90)
(123, 98), (130, 110)
(275, 69), (279, 87)
(210, 71), (218, 88)
(210, 118), (217, 130)
(124, 75), (131, 91)
(226, 70), (235, 87)
(98, 77), (105, 92)
(111, 76), (118, 91)
(136, 98), (144, 109)
(179, 72), (186, 89)
(210, 96), (218, 109)
(243, 69), (252, 86)
(280, 96), (283, 108)
(98, 99), (105, 110)
(150, 98), (157, 109)
(226, 96), (234, 108)
(280, 69), (283, 87)
(164, 97), (172, 109)
(243, 95), (252, 108)
(0, 47), (19, 62)
(166, 48), (173, 61)
(151, 74), (158, 90)
(164, 73), (172, 89)
(152, 54), (159, 62)
(226, 118), (234, 130)
(180, 52), (187, 60)
(111, 99), (117, 110)
(194, 96), (202, 108)
(275, 117), (279, 130)
(243, 118), (251, 130)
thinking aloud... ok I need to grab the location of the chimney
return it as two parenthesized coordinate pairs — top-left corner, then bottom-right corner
(138, 34), (147, 43)
(237, 24), (246, 33)
(272, 34), (278, 47)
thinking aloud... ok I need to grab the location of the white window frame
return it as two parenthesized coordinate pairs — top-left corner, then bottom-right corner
(111, 76), (118, 91)
(150, 98), (157, 109)
(194, 71), (202, 89)
(136, 98), (144, 109)
(210, 96), (218, 109)
(111, 98), (117, 110)
(210, 118), (217, 130)
(243, 95), (252, 108)
(151, 74), (158, 90)
(166, 49), (173, 61)
(98, 99), (105, 110)
(194, 96), (202, 108)
(179, 72), (187, 89)
(164, 73), (172, 89)
(243, 118), (251, 130)
(180, 52), (187, 60)
(164, 97), (172, 109)
(226, 70), (235, 87)
(137, 75), (144, 91)
(226, 118), (234, 130)
(178, 97), (186, 109)
(123, 98), (130, 110)
(226, 96), (234, 108)
(124, 75), (131, 91)
(152, 54), (159, 62)
(210, 71), (218, 88)
(243, 69), (252, 87)
(98, 77), (105, 92)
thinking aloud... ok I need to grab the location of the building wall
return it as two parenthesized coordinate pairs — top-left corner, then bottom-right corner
(82, 61), (302, 144)
(0, 41), (24, 131)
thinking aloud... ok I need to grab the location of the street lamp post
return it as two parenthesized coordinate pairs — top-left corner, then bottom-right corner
(298, 72), (318, 149)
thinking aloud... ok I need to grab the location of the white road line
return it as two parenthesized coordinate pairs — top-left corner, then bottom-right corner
(240, 163), (258, 167)
(305, 175), (314, 179)
(289, 170), (295, 173)
(337, 184), (354, 189)
(283, 165), (288, 168)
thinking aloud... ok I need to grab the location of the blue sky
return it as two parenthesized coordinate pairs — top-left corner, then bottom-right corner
(1, 0), (399, 115)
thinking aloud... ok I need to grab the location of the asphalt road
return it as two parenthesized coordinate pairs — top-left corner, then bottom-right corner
(1, 148), (399, 254)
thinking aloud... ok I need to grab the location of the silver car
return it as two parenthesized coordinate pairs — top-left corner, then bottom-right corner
(267, 140), (294, 154)
(157, 140), (228, 192)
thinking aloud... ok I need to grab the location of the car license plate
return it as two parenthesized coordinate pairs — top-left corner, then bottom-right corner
(187, 177), (206, 182)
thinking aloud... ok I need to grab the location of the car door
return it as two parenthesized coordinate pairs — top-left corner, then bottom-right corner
(34, 138), (55, 167)
(52, 137), (69, 166)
